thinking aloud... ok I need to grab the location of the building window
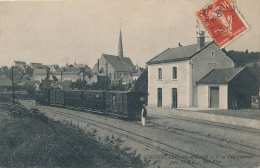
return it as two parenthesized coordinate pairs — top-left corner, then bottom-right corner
(109, 73), (112, 79)
(157, 88), (162, 107)
(172, 67), (177, 79)
(158, 68), (162, 79)
(211, 51), (215, 58)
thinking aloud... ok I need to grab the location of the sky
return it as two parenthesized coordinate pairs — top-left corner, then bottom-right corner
(0, 0), (259, 68)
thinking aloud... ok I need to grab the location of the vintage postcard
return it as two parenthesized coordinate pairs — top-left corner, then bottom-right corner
(0, 0), (259, 167)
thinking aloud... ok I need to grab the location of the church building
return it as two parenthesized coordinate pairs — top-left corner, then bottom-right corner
(92, 29), (137, 85)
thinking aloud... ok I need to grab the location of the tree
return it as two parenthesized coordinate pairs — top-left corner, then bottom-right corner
(0, 66), (8, 72)
(109, 83), (125, 91)
(132, 69), (148, 104)
(133, 69), (148, 93)
(23, 66), (33, 77)
(226, 50), (260, 67)
(70, 79), (91, 90)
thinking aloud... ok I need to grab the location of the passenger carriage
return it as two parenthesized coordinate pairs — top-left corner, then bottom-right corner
(82, 90), (106, 111)
(105, 91), (142, 120)
(49, 89), (64, 106)
(35, 89), (144, 120)
(64, 90), (83, 107)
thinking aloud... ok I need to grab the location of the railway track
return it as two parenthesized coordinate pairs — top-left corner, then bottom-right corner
(36, 105), (260, 168)
(150, 115), (260, 153)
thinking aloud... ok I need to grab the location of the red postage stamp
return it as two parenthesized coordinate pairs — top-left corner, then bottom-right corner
(197, 0), (249, 48)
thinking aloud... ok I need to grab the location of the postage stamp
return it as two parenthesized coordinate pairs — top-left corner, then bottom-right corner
(197, 0), (249, 48)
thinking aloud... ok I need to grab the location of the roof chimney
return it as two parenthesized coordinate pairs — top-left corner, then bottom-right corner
(197, 31), (205, 50)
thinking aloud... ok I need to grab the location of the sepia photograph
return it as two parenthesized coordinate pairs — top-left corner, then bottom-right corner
(0, 0), (259, 167)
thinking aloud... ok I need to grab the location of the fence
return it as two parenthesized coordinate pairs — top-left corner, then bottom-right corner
(0, 91), (34, 100)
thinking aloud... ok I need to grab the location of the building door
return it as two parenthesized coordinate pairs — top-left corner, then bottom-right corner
(157, 88), (162, 107)
(172, 88), (177, 108)
(210, 87), (219, 108)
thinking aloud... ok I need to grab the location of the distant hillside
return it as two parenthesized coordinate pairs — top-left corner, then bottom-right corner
(225, 50), (260, 67)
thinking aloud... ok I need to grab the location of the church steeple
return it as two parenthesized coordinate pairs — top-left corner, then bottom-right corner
(118, 27), (123, 59)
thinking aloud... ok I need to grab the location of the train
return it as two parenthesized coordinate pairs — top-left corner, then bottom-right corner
(35, 89), (146, 120)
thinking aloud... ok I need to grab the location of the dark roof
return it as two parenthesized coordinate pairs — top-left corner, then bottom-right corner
(72, 63), (90, 68)
(63, 68), (80, 75)
(147, 41), (213, 65)
(197, 67), (245, 84)
(15, 61), (26, 64)
(0, 77), (12, 86)
(30, 62), (42, 65)
(46, 64), (59, 68)
(103, 54), (134, 72)
(33, 69), (47, 75)
(51, 68), (63, 75)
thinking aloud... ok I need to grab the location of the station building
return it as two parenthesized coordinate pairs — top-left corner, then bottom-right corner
(147, 31), (258, 109)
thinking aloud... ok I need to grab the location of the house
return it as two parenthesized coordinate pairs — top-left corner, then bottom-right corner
(32, 68), (48, 82)
(46, 64), (60, 71)
(0, 76), (12, 92)
(51, 68), (63, 81)
(132, 68), (142, 81)
(92, 30), (136, 85)
(58, 81), (72, 90)
(50, 67), (89, 82)
(197, 67), (259, 109)
(62, 67), (81, 82)
(71, 62), (91, 70)
(14, 60), (26, 69)
(10, 67), (23, 84)
(47, 73), (58, 82)
(17, 79), (39, 90)
(88, 75), (110, 90)
(147, 31), (236, 109)
(29, 62), (43, 69)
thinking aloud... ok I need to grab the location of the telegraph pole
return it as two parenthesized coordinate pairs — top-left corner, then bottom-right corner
(11, 66), (15, 102)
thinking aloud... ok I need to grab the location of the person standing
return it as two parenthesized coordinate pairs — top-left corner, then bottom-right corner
(141, 104), (147, 126)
